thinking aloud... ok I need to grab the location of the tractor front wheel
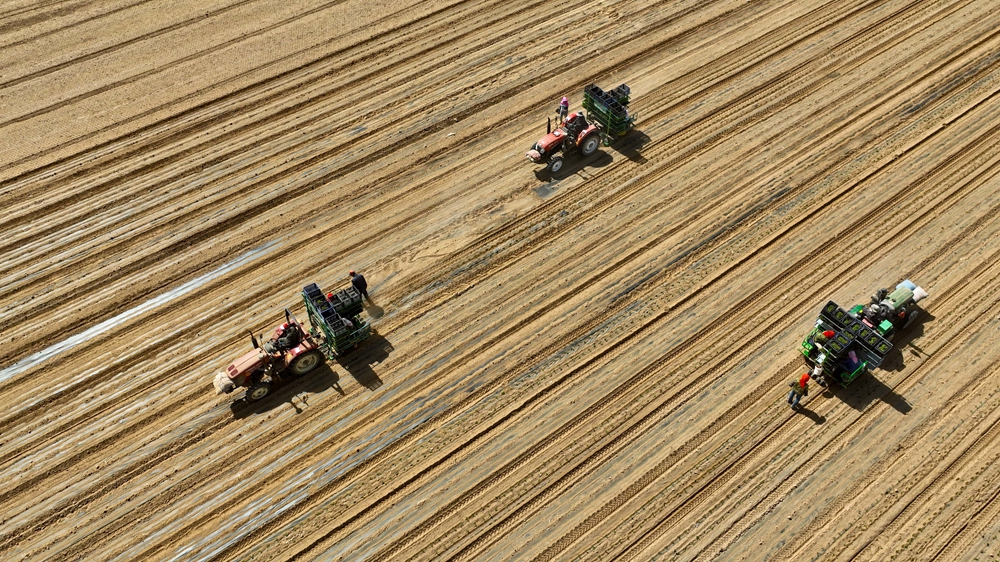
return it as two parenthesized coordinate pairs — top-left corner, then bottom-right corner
(548, 157), (564, 173)
(289, 349), (325, 376)
(580, 134), (600, 156)
(246, 383), (271, 402)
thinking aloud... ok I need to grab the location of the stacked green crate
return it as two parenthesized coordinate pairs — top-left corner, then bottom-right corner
(301, 282), (372, 357)
(329, 286), (364, 318)
(582, 83), (635, 138)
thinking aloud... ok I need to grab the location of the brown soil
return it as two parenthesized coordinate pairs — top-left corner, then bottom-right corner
(2, 0), (1000, 560)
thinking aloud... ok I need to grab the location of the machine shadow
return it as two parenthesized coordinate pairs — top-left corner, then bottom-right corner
(336, 331), (394, 391)
(822, 306), (932, 414)
(879, 309), (935, 372)
(229, 363), (344, 418)
(613, 128), (650, 163)
(829, 374), (912, 414)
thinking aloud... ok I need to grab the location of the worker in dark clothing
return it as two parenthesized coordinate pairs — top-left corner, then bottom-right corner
(350, 270), (373, 304)
(787, 373), (809, 409)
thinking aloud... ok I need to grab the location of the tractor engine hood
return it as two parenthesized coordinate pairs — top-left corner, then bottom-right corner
(214, 348), (265, 393)
(536, 130), (564, 151)
(526, 131), (565, 163)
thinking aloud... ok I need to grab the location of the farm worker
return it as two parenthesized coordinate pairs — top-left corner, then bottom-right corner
(787, 374), (809, 409)
(556, 96), (569, 122)
(814, 329), (834, 345)
(810, 358), (827, 387)
(350, 270), (373, 304)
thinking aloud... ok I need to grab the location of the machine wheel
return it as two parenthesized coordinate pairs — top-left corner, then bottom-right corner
(246, 383), (271, 402)
(289, 349), (325, 376)
(548, 157), (564, 173)
(580, 134), (600, 156)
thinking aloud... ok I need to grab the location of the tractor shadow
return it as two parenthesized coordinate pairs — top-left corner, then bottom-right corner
(612, 129), (651, 164)
(533, 151), (614, 192)
(336, 331), (394, 391)
(229, 363), (344, 418)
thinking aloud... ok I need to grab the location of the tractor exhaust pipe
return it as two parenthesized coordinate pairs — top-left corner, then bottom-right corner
(547, 117), (551, 134)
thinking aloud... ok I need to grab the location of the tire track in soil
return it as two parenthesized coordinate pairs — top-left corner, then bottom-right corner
(767, 253), (1000, 562)
(930, 453), (1000, 561)
(0, 0), (244, 80)
(675, 126), (1000, 561)
(256, 46), (1000, 556)
(0, 0), (704, 342)
(0, 0), (474, 180)
(0, 0), (156, 51)
(0, 0), (354, 124)
(527, 80), (1000, 561)
(156, 1), (1000, 556)
(593, 198), (1000, 562)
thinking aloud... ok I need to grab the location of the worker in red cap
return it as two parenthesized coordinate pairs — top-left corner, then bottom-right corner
(787, 373), (810, 409)
(556, 96), (569, 123)
(350, 270), (373, 305)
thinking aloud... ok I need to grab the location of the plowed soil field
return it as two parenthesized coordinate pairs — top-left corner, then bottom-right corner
(4, 0), (1000, 560)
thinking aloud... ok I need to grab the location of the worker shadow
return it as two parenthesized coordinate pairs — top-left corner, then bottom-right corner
(829, 375), (911, 414)
(613, 129), (650, 164)
(794, 406), (826, 425)
(364, 303), (385, 320)
(336, 332), (393, 391)
(228, 364), (345, 418)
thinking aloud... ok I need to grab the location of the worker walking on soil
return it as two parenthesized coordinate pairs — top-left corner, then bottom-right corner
(787, 373), (810, 409)
(350, 270), (373, 305)
(556, 96), (569, 123)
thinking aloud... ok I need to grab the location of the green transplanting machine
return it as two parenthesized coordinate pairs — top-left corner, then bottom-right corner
(800, 279), (928, 386)
(301, 282), (372, 358)
(212, 282), (373, 402)
(582, 83), (636, 144)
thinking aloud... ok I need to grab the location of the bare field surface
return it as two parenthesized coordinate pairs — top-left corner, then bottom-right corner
(3, 0), (1000, 560)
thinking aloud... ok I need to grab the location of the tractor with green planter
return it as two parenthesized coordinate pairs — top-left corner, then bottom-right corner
(800, 280), (928, 386)
(526, 83), (637, 174)
(213, 282), (372, 402)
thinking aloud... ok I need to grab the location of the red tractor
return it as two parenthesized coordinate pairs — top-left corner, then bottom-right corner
(213, 309), (326, 401)
(526, 84), (637, 175)
(525, 111), (601, 174)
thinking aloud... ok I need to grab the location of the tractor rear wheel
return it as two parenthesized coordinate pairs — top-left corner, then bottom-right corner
(580, 134), (600, 156)
(548, 157), (564, 173)
(289, 350), (324, 376)
(246, 383), (271, 402)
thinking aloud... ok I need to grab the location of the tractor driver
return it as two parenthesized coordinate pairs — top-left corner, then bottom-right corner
(266, 323), (302, 354)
